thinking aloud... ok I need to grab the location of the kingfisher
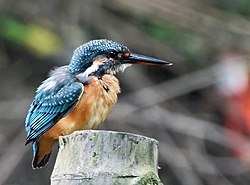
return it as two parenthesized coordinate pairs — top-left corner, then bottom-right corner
(25, 39), (172, 169)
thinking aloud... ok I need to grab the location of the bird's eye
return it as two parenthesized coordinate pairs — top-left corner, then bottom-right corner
(109, 51), (118, 58)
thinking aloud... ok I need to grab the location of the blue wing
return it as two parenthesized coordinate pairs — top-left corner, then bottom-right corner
(25, 81), (83, 144)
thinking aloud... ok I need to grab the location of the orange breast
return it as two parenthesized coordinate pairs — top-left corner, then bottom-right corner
(41, 75), (120, 141)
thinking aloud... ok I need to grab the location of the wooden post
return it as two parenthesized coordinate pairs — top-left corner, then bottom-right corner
(50, 130), (162, 185)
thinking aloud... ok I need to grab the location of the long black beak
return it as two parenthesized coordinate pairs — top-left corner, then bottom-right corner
(120, 53), (172, 65)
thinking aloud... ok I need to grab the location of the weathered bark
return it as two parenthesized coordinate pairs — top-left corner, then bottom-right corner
(51, 130), (162, 185)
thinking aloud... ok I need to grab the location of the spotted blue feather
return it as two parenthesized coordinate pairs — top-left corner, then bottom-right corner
(25, 67), (83, 144)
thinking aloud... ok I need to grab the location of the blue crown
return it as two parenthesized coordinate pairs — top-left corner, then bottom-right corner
(68, 39), (128, 74)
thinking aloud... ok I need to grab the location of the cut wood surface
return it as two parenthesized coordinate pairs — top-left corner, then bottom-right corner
(51, 130), (161, 185)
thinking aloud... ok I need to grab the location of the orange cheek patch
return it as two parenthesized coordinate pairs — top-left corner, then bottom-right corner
(122, 52), (130, 58)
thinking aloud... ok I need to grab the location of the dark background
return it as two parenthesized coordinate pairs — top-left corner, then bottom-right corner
(1, 0), (250, 184)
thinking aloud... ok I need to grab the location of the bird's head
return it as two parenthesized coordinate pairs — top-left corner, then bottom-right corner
(68, 39), (172, 80)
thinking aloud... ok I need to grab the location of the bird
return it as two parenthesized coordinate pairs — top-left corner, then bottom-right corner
(25, 39), (172, 169)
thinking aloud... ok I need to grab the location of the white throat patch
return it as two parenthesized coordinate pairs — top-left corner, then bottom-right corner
(105, 64), (132, 75)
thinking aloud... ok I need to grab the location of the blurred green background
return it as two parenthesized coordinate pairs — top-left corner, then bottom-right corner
(1, 0), (250, 184)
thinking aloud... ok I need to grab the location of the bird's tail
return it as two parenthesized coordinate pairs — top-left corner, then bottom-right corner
(32, 140), (52, 169)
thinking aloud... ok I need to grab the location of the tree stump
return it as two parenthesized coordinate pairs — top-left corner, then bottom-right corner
(50, 130), (162, 185)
